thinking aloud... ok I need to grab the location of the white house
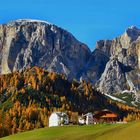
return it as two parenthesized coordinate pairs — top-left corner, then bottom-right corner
(78, 116), (85, 125)
(85, 113), (93, 125)
(78, 113), (93, 125)
(49, 112), (69, 127)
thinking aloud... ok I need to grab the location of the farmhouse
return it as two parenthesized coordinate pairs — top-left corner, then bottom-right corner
(49, 112), (69, 127)
(93, 109), (119, 123)
(78, 113), (93, 125)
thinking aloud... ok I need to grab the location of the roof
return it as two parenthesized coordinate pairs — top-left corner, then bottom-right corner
(52, 112), (68, 117)
(93, 109), (119, 118)
(94, 109), (117, 114)
(82, 113), (93, 117)
(102, 109), (110, 112)
(101, 113), (118, 118)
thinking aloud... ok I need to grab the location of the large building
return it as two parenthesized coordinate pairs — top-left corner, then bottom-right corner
(49, 112), (69, 127)
(78, 113), (93, 125)
(93, 109), (119, 123)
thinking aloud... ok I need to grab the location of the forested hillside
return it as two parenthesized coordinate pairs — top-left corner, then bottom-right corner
(0, 66), (140, 137)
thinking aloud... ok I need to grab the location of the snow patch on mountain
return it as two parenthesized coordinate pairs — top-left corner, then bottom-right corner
(11, 19), (52, 25)
(104, 93), (126, 104)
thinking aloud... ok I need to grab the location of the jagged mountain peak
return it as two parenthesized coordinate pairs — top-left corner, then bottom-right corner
(123, 25), (140, 42)
(82, 25), (140, 99)
(0, 19), (91, 77)
(127, 25), (139, 31)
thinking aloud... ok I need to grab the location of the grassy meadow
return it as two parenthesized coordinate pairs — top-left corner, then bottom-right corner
(1, 121), (140, 140)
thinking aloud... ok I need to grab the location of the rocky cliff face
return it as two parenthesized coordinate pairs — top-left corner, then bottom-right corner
(83, 26), (140, 95)
(80, 49), (109, 84)
(1, 19), (140, 97)
(0, 19), (91, 79)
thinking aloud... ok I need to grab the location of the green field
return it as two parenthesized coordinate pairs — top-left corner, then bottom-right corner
(1, 122), (140, 140)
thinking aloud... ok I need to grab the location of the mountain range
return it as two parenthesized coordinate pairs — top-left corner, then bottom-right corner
(1, 19), (140, 105)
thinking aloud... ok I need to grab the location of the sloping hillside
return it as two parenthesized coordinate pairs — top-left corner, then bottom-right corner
(1, 121), (140, 140)
(0, 66), (140, 137)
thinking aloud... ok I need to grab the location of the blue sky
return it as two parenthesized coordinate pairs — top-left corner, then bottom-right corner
(0, 0), (140, 50)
